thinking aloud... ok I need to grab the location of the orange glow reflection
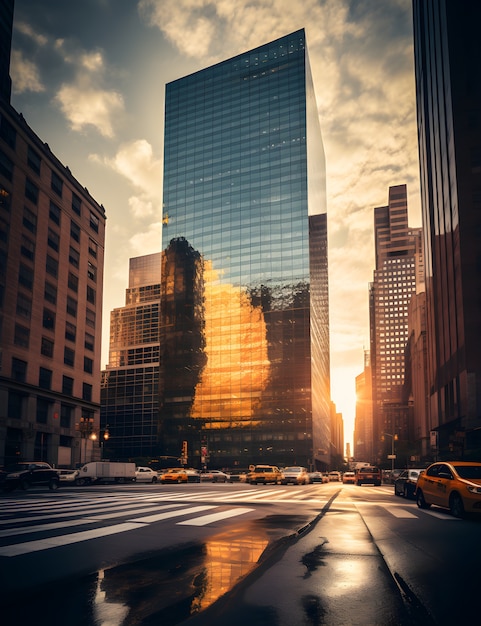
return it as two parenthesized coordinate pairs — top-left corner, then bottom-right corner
(191, 528), (269, 614)
(191, 260), (270, 427)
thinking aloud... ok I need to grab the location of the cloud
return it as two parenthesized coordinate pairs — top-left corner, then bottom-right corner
(129, 222), (163, 255)
(91, 139), (163, 217)
(10, 50), (45, 94)
(15, 21), (48, 46)
(55, 79), (123, 138)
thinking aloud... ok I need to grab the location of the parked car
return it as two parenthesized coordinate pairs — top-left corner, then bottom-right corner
(308, 471), (326, 483)
(184, 469), (201, 483)
(134, 467), (158, 483)
(227, 469), (248, 483)
(394, 469), (424, 499)
(342, 471), (356, 484)
(356, 466), (382, 486)
(246, 465), (283, 485)
(328, 471), (341, 482)
(58, 468), (80, 484)
(160, 468), (188, 484)
(280, 466), (310, 485)
(415, 461), (481, 518)
(0, 462), (60, 492)
(200, 470), (229, 483)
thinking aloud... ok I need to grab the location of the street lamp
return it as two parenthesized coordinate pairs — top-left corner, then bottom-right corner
(382, 432), (399, 473)
(90, 425), (110, 460)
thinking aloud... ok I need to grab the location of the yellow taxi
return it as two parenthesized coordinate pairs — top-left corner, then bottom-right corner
(160, 468), (188, 484)
(415, 461), (481, 517)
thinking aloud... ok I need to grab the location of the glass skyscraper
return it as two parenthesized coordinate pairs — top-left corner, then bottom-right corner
(160, 29), (330, 470)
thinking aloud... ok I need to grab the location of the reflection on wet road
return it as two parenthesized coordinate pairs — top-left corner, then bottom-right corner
(4, 519), (274, 626)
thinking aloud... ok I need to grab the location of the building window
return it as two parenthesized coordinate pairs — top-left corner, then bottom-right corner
(44, 281), (57, 304)
(66, 296), (77, 318)
(70, 220), (80, 243)
(84, 332), (94, 351)
(49, 201), (61, 225)
(14, 323), (30, 348)
(69, 246), (80, 268)
(65, 321), (76, 342)
(8, 391), (24, 418)
(68, 272), (78, 292)
(87, 261), (97, 282)
(86, 308), (95, 328)
(0, 148), (13, 180)
(60, 404), (73, 428)
(88, 238), (97, 258)
(46, 254), (58, 278)
(36, 396), (50, 422)
(25, 178), (39, 204)
(89, 211), (99, 233)
(86, 285), (95, 304)
(16, 292), (32, 318)
(27, 145), (41, 175)
(43, 308), (55, 330)
(0, 113), (16, 149)
(84, 356), (93, 374)
(64, 346), (75, 367)
(41, 336), (54, 358)
(62, 375), (74, 395)
(21, 234), (35, 260)
(82, 383), (92, 401)
(51, 171), (63, 197)
(23, 207), (37, 233)
(11, 358), (27, 382)
(72, 193), (81, 216)
(0, 214), (7, 243)
(47, 227), (59, 252)
(38, 367), (52, 390)
(19, 263), (34, 290)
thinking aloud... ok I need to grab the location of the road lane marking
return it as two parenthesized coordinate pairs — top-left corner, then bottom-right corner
(129, 505), (216, 523)
(0, 504), (187, 537)
(177, 507), (254, 526)
(385, 507), (418, 518)
(0, 522), (147, 557)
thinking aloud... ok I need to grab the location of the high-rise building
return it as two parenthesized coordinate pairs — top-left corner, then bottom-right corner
(160, 29), (330, 470)
(101, 253), (161, 460)
(413, 0), (481, 458)
(354, 351), (373, 463)
(0, 0), (14, 103)
(369, 184), (422, 466)
(0, 1), (106, 467)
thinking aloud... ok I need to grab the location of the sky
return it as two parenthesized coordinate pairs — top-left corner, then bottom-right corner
(10, 0), (421, 450)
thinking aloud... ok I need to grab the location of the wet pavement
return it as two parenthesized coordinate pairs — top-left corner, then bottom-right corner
(184, 491), (423, 626)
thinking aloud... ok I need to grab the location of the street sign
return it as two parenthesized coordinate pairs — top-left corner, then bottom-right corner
(387, 454), (396, 459)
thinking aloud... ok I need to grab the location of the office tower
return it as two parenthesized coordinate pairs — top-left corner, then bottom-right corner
(0, 103), (106, 466)
(160, 29), (330, 469)
(413, 0), (481, 458)
(0, 0), (106, 467)
(0, 0), (14, 103)
(369, 185), (422, 466)
(101, 253), (161, 459)
(354, 351), (373, 463)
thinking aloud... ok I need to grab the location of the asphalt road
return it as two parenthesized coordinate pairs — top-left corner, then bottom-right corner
(1, 481), (479, 625)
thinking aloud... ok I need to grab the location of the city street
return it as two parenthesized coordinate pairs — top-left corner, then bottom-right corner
(0, 481), (479, 625)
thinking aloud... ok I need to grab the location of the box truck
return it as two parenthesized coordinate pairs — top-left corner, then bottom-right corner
(77, 462), (136, 485)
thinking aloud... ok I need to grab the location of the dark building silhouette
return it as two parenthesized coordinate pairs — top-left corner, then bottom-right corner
(413, 0), (481, 458)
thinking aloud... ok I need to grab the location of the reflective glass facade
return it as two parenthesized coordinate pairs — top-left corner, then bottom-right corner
(101, 253), (161, 458)
(160, 30), (330, 469)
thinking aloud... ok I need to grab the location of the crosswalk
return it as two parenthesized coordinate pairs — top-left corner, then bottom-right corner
(0, 486), (458, 559)
(0, 487), (330, 558)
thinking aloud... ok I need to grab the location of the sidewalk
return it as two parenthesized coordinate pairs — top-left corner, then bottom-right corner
(184, 491), (419, 626)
